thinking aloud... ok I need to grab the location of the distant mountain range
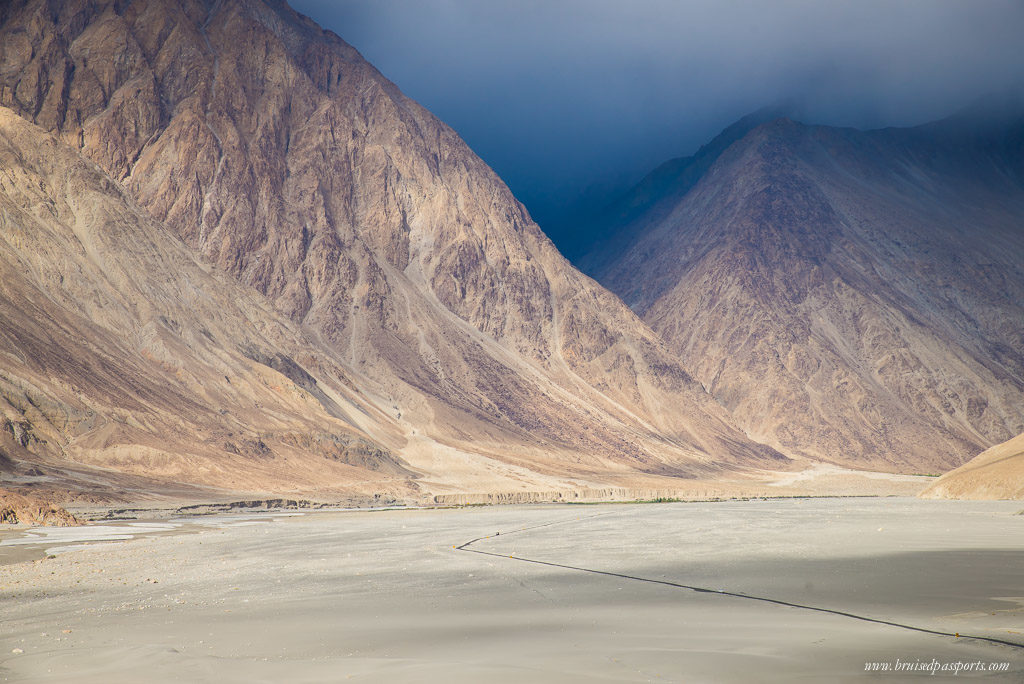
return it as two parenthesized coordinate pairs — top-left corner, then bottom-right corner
(577, 97), (1024, 473)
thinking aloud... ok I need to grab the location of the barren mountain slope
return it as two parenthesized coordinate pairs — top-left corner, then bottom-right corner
(0, 0), (785, 489)
(921, 431), (1024, 500)
(0, 106), (415, 501)
(581, 112), (1024, 472)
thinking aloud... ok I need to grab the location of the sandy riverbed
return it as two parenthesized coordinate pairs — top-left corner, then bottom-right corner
(1, 498), (1022, 682)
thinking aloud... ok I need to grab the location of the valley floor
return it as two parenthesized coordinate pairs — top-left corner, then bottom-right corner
(1, 499), (1022, 682)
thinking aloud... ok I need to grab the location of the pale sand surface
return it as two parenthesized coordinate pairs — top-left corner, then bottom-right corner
(1, 499), (1022, 682)
(921, 432), (1024, 500)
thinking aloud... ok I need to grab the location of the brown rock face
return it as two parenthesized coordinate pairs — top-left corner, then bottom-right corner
(580, 112), (1024, 473)
(0, 489), (79, 526)
(0, 0), (783, 499)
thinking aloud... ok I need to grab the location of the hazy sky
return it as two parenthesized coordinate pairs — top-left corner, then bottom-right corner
(290, 0), (1024, 249)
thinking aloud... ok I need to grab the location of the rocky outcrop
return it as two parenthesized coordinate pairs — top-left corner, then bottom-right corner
(0, 490), (79, 526)
(0, 0), (784, 498)
(580, 107), (1024, 473)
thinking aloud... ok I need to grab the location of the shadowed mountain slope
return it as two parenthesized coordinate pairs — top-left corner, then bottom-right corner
(579, 105), (1024, 472)
(567, 106), (785, 264)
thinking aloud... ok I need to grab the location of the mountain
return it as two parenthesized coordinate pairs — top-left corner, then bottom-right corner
(0, 105), (415, 502)
(578, 104), (1024, 473)
(0, 0), (786, 502)
(921, 431), (1024, 500)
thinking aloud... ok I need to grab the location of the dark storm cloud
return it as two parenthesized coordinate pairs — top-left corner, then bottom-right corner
(289, 0), (1024, 249)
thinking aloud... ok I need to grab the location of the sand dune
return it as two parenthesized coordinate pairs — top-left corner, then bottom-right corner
(921, 432), (1024, 500)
